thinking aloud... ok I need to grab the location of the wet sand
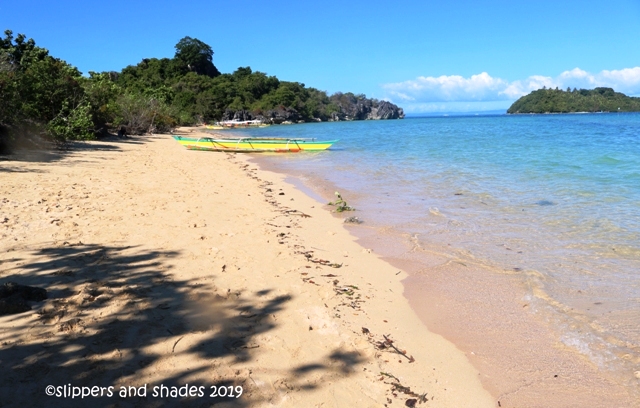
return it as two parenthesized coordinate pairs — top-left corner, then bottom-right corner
(0, 130), (493, 407)
(252, 157), (640, 408)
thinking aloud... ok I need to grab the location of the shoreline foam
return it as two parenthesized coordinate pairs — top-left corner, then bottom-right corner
(0, 130), (494, 407)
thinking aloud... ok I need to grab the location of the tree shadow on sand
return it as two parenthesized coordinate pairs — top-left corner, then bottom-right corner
(0, 242), (373, 407)
(0, 135), (151, 170)
(0, 243), (292, 407)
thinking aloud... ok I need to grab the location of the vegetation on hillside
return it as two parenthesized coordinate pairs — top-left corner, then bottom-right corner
(0, 30), (400, 153)
(507, 87), (640, 114)
(114, 60), (343, 124)
(0, 31), (93, 150)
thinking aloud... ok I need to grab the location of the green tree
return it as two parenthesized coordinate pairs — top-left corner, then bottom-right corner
(18, 55), (85, 122)
(47, 102), (94, 142)
(81, 72), (123, 135)
(0, 30), (48, 69)
(0, 54), (19, 126)
(0, 30), (95, 149)
(114, 93), (175, 134)
(174, 36), (220, 77)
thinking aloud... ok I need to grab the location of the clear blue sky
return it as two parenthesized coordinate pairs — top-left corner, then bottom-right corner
(2, 0), (639, 112)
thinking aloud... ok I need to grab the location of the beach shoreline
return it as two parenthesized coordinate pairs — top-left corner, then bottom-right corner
(249, 141), (640, 408)
(0, 129), (494, 407)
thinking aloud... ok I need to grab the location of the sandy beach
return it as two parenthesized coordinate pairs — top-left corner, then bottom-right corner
(0, 129), (494, 407)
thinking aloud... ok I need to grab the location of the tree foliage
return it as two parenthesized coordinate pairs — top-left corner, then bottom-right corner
(114, 93), (175, 135)
(174, 36), (220, 78)
(47, 102), (94, 142)
(0, 29), (89, 151)
(113, 58), (365, 125)
(507, 87), (640, 114)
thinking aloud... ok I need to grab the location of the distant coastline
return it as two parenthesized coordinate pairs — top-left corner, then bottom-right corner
(509, 110), (635, 115)
(405, 110), (507, 117)
(404, 110), (639, 117)
(0, 31), (403, 155)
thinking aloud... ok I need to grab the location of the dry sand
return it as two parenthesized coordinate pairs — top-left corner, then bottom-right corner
(0, 130), (495, 407)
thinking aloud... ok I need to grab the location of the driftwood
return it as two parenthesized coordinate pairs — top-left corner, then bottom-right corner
(381, 334), (416, 363)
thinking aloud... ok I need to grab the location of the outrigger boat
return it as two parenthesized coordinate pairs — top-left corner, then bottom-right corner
(205, 120), (270, 129)
(172, 135), (337, 153)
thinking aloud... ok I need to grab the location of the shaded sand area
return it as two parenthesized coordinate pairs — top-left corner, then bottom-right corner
(0, 131), (494, 407)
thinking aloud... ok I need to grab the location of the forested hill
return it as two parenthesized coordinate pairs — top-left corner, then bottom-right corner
(507, 87), (640, 114)
(115, 57), (404, 125)
(0, 31), (403, 153)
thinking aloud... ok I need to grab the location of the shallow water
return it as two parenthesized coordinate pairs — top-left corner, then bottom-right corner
(240, 114), (640, 398)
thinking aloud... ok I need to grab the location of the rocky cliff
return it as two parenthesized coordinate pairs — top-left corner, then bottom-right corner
(222, 107), (302, 124)
(329, 93), (405, 121)
(221, 93), (404, 124)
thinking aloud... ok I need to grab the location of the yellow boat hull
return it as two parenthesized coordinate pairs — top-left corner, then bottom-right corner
(172, 135), (336, 152)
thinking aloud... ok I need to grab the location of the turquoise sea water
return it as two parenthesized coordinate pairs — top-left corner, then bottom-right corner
(240, 113), (640, 386)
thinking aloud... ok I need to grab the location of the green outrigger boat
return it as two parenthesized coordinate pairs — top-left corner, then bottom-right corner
(172, 135), (338, 153)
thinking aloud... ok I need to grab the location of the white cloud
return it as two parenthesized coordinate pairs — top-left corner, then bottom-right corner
(499, 75), (558, 99)
(383, 72), (508, 103)
(598, 67), (640, 90)
(383, 67), (640, 112)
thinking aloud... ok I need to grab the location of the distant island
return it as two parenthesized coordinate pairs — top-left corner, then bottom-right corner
(507, 87), (640, 114)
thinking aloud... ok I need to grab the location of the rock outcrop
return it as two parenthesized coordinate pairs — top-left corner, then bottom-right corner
(220, 93), (404, 124)
(329, 94), (404, 121)
(369, 100), (405, 120)
(222, 107), (301, 124)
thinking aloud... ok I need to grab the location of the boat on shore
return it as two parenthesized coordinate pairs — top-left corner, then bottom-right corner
(205, 120), (270, 130)
(172, 135), (337, 153)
